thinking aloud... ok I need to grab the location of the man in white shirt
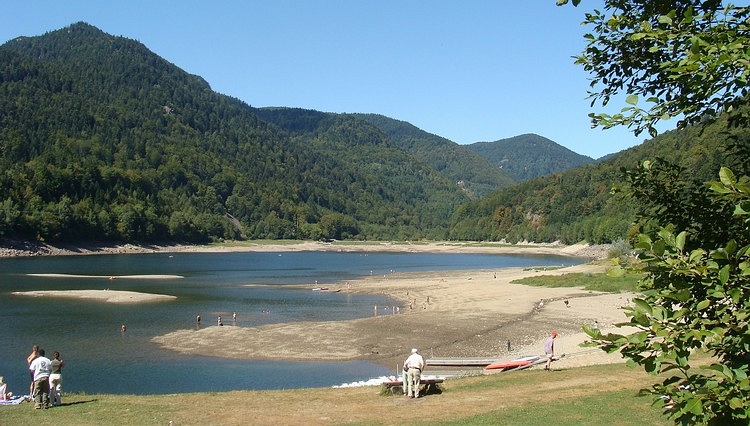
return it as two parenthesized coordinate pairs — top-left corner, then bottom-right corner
(29, 348), (51, 409)
(403, 348), (425, 398)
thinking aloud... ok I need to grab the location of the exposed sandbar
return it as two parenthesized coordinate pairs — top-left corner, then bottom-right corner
(26, 273), (183, 279)
(12, 289), (176, 303)
(152, 261), (634, 370)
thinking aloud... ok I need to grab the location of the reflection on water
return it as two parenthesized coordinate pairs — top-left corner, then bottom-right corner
(0, 251), (582, 394)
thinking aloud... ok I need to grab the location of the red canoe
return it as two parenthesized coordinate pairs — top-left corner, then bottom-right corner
(484, 355), (541, 370)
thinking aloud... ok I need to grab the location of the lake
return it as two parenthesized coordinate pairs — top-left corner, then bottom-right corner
(0, 250), (583, 395)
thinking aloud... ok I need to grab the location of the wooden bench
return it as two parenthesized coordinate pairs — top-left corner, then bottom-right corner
(382, 378), (444, 395)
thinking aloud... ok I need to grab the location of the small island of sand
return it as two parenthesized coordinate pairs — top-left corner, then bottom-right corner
(12, 289), (177, 303)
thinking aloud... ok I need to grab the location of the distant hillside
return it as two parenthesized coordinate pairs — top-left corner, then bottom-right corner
(448, 115), (747, 244)
(251, 108), (468, 237)
(0, 22), (468, 243)
(467, 134), (595, 181)
(350, 113), (516, 198)
(4, 22), (740, 247)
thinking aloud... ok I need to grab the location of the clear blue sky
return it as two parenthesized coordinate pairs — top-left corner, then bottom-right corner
(0, 1), (669, 159)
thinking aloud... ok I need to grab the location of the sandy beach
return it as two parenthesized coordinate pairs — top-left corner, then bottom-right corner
(12, 289), (177, 303)
(146, 243), (632, 371)
(5, 239), (632, 371)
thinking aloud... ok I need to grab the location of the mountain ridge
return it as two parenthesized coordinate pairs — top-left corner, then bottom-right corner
(0, 22), (467, 242)
(468, 134), (595, 182)
(3, 21), (734, 247)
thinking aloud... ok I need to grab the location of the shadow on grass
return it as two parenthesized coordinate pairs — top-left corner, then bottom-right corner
(59, 399), (97, 407)
(381, 383), (443, 397)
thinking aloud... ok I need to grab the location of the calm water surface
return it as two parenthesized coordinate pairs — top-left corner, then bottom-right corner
(0, 251), (583, 394)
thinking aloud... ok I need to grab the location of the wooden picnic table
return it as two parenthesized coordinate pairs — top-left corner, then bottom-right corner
(382, 377), (444, 395)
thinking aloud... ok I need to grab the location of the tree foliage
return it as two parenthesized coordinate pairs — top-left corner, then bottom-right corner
(559, 0), (750, 137)
(588, 167), (750, 424)
(446, 117), (738, 244)
(0, 23), (469, 243)
(350, 113), (517, 199)
(467, 134), (595, 182)
(559, 0), (750, 423)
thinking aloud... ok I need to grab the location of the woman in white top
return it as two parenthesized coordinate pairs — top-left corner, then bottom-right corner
(0, 376), (9, 400)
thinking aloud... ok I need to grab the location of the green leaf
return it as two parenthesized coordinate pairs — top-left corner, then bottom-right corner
(657, 15), (673, 25)
(718, 265), (730, 285)
(733, 368), (747, 380)
(709, 181), (732, 193)
(689, 249), (705, 262)
(725, 240), (738, 255)
(708, 290), (725, 298)
(684, 397), (704, 415)
(625, 94), (639, 105)
(719, 167), (736, 186)
(632, 298), (653, 315)
(581, 324), (602, 338)
(675, 231), (686, 251)
(736, 182), (750, 195)
(628, 331), (650, 344)
(696, 299), (711, 310)
(729, 397), (744, 409)
(674, 289), (691, 302)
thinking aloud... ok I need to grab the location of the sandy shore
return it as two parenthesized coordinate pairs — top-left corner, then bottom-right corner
(12, 289), (177, 303)
(5, 239), (630, 371)
(26, 273), (183, 279)
(152, 254), (634, 371)
(0, 239), (608, 258)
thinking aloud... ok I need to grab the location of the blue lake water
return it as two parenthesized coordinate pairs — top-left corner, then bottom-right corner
(0, 250), (583, 395)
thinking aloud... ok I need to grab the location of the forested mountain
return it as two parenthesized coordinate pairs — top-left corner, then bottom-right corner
(449, 113), (749, 244)
(467, 134), (595, 182)
(3, 22), (741, 247)
(251, 108), (467, 239)
(0, 22), (468, 243)
(349, 113), (516, 199)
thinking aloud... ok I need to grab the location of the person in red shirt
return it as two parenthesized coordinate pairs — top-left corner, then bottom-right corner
(544, 331), (558, 370)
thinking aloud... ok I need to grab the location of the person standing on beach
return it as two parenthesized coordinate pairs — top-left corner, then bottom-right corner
(403, 348), (425, 398)
(48, 351), (64, 406)
(29, 348), (51, 409)
(26, 344), (39, 397)
(544, 331), (558, 371)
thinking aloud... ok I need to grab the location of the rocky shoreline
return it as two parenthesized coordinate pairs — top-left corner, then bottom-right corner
(0, 239), (182, 257)
(0, 238), (612, 259)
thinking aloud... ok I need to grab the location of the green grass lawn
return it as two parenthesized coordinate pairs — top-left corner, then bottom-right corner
(513, 269), (643, 293)
(1, 262), (666, 425)
(0, 363), (671, 426)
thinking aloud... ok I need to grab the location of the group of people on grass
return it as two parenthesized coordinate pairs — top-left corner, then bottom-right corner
(24, 344), (65, 409)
